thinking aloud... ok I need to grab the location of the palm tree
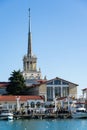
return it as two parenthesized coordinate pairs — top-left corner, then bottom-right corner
(6, 70), (26, 95)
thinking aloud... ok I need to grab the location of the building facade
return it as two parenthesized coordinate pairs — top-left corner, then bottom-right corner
(0, 82), (8, 95)
(0, 96), (44, 112)
(24, 77), (78, 102)
(46, 77), (78, 101)
(26, 81), (47, 101)
(82, 88), (87, 99)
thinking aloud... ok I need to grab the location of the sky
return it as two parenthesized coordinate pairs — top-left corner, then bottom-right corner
(0, 0), (87, 97)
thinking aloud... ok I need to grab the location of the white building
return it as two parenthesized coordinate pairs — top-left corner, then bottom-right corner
(46, 77), (78, 102)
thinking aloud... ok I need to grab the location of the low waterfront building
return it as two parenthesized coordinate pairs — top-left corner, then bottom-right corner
(0, 95), (44, 113)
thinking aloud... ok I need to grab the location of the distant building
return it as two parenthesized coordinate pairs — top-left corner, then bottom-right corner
(0, 82), (8, 95)
(82, 88), (87, 109)
(82, 88), (87, 99)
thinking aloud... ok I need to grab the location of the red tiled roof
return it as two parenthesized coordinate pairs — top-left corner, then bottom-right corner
(57, 97), (67, 101)
(0, 82), (9, 88)
(0, 95), (43, 101)
(28, 81), (46, 88)
(37, 80), (46, 84)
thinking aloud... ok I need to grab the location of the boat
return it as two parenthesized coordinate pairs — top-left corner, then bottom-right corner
(71, 107), (87, 119)
(0, 110), (13, 120)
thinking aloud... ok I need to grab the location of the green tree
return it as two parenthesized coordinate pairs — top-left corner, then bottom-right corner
(6, 70), (26, 95)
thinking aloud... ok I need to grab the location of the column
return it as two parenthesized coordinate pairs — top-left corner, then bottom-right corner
(61, 80), (63, 97)
(53, 87), (55, 101)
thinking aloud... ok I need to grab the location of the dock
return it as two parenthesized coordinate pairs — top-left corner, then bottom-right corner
(13, 112), (71, 119)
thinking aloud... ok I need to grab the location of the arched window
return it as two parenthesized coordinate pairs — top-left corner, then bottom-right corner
(36, 102), (41, 108)
(31, 102), (35, 108)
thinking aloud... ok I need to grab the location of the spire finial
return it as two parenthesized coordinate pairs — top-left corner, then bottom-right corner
(29, 8), (30, 17)
(28, 8), (31, 32)
(27, 8), (32, 57)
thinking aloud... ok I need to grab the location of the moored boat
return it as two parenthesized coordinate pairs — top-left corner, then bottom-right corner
(72, 107), (87, 119)
(0, 110), (13, 120)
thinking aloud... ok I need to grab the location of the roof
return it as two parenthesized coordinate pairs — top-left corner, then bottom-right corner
(0, 95), (44, 101)
(26, 76), (78, 89)
(27, 80), (46, 88)
(82, 88), (87, 91)
(47, 77), (78, 86)
(37, 80), (47, 84)
(0, 82), (9, 88)
(25, 79), (40, 86)
(57, 97), (67, 101)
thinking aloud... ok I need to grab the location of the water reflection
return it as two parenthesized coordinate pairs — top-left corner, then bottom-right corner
(0, 119), (87, 130)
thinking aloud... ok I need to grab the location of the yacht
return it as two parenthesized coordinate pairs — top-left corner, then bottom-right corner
(0, 110), (13, 120)
(72, 107), (87, 119)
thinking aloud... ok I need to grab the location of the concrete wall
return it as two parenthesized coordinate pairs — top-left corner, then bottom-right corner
(69, 83), (77, 98)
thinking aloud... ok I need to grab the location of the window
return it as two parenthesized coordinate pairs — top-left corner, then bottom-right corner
(31, 102), (35, 108)
(47, 87), (53, 101)
(9, 104), (12, 109)
(62, 87), (69, 97)
(54, 80), (61, 85)
(47, 81), (53, 85)
(36, 102), (41, 108)
(62, 81), (69, 85)
(55, 87), (61, 97)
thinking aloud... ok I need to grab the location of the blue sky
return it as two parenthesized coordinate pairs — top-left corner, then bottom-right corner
(0, 0), (87, 97)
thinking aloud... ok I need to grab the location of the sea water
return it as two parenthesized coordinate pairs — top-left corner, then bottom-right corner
(0, 119), (87, 130)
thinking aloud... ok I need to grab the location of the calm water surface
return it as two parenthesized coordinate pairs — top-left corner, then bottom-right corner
(0, 119), (87, 130)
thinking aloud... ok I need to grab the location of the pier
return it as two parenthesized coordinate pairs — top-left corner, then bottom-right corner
(13, 112), (71, 119)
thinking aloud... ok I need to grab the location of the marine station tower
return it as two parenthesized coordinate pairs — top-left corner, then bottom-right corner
(22, 9), (42, 82)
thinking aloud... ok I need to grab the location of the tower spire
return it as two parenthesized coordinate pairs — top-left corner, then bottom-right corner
(23, 9), (42, 80)
(27, 8), (32, 57)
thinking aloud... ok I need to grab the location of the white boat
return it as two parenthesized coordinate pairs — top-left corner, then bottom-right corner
(72, 107), (87, 119)
(0, 110), (13, 120)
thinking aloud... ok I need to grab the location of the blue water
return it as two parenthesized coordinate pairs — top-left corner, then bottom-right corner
(0, 119), (87, 130)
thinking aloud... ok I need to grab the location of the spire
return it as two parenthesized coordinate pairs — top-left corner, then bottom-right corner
(27, 8), (32, 57)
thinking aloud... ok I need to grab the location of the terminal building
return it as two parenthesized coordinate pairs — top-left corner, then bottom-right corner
(0, 9), (78, 103)
(26, 77), (78, 101)
(21, 9), (78, 100)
